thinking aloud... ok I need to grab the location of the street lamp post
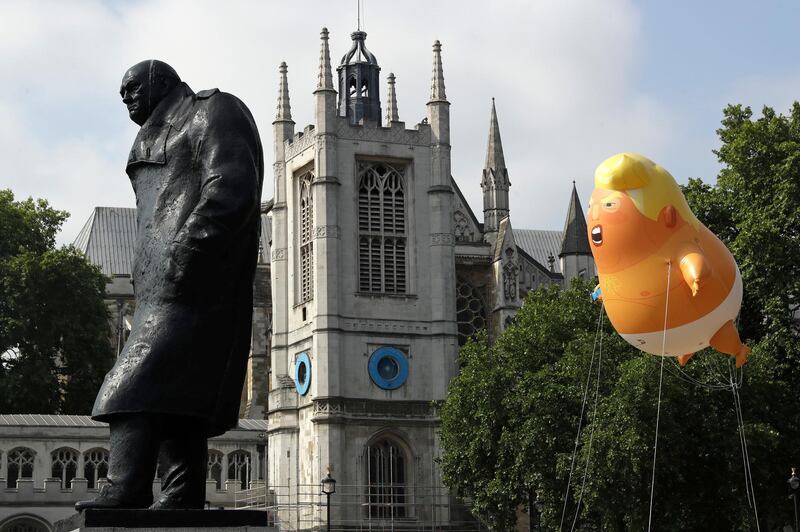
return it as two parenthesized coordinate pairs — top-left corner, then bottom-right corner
(321, 472), (337, 532)
(789, 468), (799, 532)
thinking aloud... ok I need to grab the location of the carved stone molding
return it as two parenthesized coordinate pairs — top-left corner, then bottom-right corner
(430, 233), (455, 246)
(312, 398), (435, 420)
(271, 248), (287, 261)
(455, 253), (492, 265)
(312, 400), (344, 416)
(503, 261), (519, 301)
(311, 175), (341, 186)
(342, 319), (429, 333)
(313, 225), (340, 239)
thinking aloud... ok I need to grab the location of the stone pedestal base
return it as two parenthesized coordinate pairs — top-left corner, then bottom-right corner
(55, 509), (274, 532)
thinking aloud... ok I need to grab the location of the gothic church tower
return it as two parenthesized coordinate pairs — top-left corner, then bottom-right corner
(268, 29), (459, 528)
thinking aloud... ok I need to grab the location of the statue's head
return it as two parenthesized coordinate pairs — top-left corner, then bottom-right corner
(120, 60), (181, 126)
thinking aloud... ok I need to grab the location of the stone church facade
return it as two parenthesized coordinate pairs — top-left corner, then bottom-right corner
(263, 28), (594, 528)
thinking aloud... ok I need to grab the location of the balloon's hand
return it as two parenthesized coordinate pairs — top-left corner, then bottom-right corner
(679, 252), (711, 297)
(591, 284), (603, 302)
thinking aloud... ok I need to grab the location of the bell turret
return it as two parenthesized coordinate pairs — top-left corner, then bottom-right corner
(337, 31), (382, 124)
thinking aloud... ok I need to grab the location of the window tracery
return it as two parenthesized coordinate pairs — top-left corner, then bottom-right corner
(207, 450), (223, 489)
(453, 210), (471, 242)
(366, 438), (407, 519)
(358, 162), (407, 294)
(299, 171), (314, 303)
(1, 516), (50, 532)
(228, 450), (250, 490)
(51, 447), (78, 489)
(83, 448), (109, 490)
(6, 448), (34, 489)
(456, 279), (487, 346)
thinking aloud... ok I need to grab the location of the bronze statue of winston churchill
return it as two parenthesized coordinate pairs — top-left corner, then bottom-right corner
(76, 59), (264, 511)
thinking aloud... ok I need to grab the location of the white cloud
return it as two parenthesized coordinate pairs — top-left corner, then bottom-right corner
(0, 0), (744, 247)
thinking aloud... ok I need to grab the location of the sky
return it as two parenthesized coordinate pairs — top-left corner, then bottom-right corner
(1, 0), (799, 245)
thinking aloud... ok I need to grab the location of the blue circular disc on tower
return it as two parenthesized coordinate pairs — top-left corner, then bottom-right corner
(368, 347), (408, 390)
(295, 352), (311, 396)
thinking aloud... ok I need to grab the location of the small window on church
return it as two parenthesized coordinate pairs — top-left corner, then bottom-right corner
(366, 438), (407, 519)
(207, 450), (223, 489)
(228, 450), (251, 490)
(84, 448), (109, 490)
(51, 447), (79, 489)
(360, 79), (368, 97)
(358, 162), (407, 294)
(349, 77), (357, 97)
(6, 448), (35, 488)
(298, 172), (314, 303)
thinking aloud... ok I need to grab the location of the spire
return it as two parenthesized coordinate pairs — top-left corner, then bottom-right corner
(275, 62), (293, 122)
(481, 99), (510, 190)
(429, 40), (447, 103)
(316, 28), (334, 91)
(385, 73), (399, 125)
(485, 98), (506, 171)
(559, 181), (591, 256)
(481, 99), (510, 233)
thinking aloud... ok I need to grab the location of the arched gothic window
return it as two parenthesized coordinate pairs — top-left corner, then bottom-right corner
(6, 448), (35, 488)
(51, 447), (79, 489)
(366, 438), (407, 519)
(83, 448), (109, 489)
(228, 450), (250, 490)
(456, 279), (487, 346)
(207, 450), (223, 489)
(358, 162), (407, 294)
(0, 515), (51, 532)
(298, 172), (314, 303)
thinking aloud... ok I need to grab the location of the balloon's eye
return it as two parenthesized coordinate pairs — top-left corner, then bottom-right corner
(602, 200), (620, 212)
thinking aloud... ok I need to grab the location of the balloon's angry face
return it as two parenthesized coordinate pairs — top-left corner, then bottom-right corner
(588, 189), (660, 273)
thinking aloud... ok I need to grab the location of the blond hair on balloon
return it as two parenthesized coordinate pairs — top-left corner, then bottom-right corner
(594, 153), (699, 230)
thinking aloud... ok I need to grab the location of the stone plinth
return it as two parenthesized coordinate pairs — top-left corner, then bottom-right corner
(54, 509), (274, 532)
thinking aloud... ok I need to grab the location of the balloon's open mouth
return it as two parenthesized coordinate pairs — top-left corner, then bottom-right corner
(591, 225), (602, 246)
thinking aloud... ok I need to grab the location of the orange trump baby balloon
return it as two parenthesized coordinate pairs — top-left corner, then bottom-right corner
(588, 153), (749, 367)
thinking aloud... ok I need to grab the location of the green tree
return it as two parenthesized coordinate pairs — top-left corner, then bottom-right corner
(684, 103), (800, 345)
(0, 189), (114, 414)
(440, 103), (800, 530)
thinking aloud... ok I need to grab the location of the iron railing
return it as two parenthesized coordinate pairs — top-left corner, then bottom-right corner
(235, 482), (486, 531)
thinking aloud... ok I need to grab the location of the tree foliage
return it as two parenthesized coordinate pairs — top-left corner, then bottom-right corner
(0, 189), (113, 414)
(440, 103), (800, 530)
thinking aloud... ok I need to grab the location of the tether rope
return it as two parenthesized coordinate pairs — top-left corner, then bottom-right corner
(559, 306), (604, 532)
(730, 362), (761, 530)
(568, 309), (605, 532)
(647, 260), (671, 532)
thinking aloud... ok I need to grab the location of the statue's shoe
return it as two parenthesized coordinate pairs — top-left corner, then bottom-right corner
(75, 485), (152, 512)
(148, 495), (204, 510)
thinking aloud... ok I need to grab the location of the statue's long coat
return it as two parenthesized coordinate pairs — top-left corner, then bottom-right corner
(92, 82), (264, 437)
